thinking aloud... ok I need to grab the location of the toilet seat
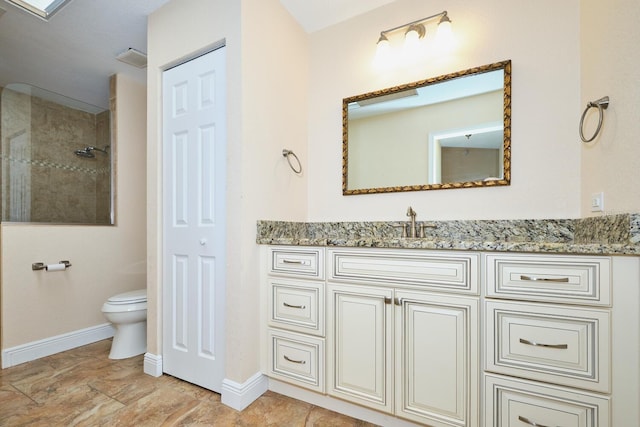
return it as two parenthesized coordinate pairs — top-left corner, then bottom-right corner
(106, 289), (147, 305)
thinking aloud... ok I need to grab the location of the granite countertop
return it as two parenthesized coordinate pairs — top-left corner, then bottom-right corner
(256, 213), (640, 256)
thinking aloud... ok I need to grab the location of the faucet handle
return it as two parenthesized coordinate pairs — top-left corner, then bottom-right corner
(419, 223), (437, 238)
(394, 224), (408, 238)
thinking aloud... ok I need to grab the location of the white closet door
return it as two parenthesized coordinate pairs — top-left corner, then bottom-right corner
(162, 47), (226, 392)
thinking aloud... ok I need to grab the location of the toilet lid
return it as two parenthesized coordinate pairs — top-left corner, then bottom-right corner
(107, 289), (147, 305)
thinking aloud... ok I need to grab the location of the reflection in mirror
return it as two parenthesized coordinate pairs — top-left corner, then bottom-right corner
(343, 60), (511, 195)
(1, 83), (113, 224)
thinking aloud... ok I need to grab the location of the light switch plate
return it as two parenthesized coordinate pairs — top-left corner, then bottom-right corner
(591, 192), (604, 212)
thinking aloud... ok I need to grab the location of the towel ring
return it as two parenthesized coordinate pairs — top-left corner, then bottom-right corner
(579, 96), (609, 143)
(282, 149), (302, 174)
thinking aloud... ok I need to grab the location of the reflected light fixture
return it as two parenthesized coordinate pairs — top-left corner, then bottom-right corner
(6, 0), (72, 20)
(375, 10), (453, 57)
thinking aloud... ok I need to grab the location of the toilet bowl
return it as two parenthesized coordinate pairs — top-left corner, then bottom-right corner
(101, 289), (147, 359)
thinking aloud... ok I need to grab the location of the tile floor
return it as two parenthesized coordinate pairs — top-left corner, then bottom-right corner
(0, 340), (378, 426)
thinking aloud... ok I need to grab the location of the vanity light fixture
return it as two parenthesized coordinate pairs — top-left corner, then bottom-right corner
(376, 10), (452, 53)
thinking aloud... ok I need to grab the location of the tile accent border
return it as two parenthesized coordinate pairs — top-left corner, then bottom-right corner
(1, 323), (114, 368)
(221, 372), (269, 411)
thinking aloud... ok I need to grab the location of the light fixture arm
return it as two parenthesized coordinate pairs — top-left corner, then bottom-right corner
(378, 10), (449, 39)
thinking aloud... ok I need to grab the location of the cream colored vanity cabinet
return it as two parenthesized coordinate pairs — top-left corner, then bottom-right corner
(266, 246), (325, 392)
(483, 253), (640, 427)
(327, 248), (480, 427)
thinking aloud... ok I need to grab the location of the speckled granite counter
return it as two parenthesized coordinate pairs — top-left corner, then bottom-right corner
(257, 213), (640, 255)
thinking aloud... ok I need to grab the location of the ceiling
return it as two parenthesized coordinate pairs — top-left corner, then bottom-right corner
(0, 0), (395, 111)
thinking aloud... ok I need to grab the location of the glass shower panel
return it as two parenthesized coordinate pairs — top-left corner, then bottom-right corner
(0, 83), (113, 224)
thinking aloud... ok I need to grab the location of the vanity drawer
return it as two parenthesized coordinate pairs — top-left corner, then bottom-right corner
(268, 278), (324, 336)
(486, 300), (610, 393)
(485, 254), (611, 306)
(269, 247), (324, 279)
(485, 374), (610, 427)
(268, 329), (324, 392)
(329, 248), (479, 293)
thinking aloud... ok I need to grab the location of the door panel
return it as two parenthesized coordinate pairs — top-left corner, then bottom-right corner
(162, 47), (226, 392)
(327, 283), (393, 412)
(396, 290), (479, 427)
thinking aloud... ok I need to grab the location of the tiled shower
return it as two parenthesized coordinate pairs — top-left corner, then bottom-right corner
(0, 84), (111, 224)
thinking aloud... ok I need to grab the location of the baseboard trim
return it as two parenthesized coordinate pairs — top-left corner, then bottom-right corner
(221, 372), (268, 411)
(144, 352), (163, 377)
(1, 323), (115, 369)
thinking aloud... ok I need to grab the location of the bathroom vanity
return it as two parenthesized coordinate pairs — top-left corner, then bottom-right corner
(257, 214), (640, 427)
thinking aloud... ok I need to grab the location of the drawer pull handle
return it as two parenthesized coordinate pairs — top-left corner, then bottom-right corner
(283, 302), (306, 309)
(518, 415), (551, 427)
(518, 415), (556, 427)
(282, 259), (310, 266)
(283, 355), (306, 364)
(520, 275), (569, 283)
(520, 338), (568, 349)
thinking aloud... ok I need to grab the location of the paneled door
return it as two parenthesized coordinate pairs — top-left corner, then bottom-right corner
(395, 290), (478, 427)
(327, 283), (394, 413)
(162, 47), (226, 392)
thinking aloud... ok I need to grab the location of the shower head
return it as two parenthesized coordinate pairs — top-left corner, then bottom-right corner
(74, 148), (95, 158)
(74, 146), (109, 158)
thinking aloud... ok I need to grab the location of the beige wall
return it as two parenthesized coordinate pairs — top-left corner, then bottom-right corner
(308, 0), (582, 221)
(0, 74), (146, 349)
(441, 147), (500, 183)
(146, 0), (308, 382)
(580, 0), (640, 215)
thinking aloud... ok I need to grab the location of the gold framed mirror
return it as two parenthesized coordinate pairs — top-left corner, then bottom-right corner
(342, 60), (511, 195)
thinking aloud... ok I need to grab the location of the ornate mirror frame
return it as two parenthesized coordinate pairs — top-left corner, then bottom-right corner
(342, 60), (511, 195)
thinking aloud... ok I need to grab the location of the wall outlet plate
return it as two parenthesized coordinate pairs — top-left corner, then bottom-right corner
(591, 192), (604, 212)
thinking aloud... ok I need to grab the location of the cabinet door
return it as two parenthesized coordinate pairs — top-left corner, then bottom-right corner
(395, 290), (479, 427)
(327, 283), (393, 413)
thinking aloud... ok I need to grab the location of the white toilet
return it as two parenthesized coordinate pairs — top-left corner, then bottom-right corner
(101, 289), (147, 359)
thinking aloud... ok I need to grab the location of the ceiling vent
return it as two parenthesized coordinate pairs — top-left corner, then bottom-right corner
(116, 48), (147, 69)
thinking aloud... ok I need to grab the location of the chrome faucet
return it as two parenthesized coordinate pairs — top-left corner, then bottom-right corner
(406, 206), (417, 238)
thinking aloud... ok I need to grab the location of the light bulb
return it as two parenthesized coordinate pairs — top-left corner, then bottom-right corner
(437, 19), (452, 38)
(376, 34), (390, 52)
(405, 29), (419, 43)
(404, 24), (425, 43)
(374, 35), (392, 69)
(437, 14), (453, 40)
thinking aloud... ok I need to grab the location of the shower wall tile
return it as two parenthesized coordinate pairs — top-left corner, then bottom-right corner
(30, 96), (98, 223)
